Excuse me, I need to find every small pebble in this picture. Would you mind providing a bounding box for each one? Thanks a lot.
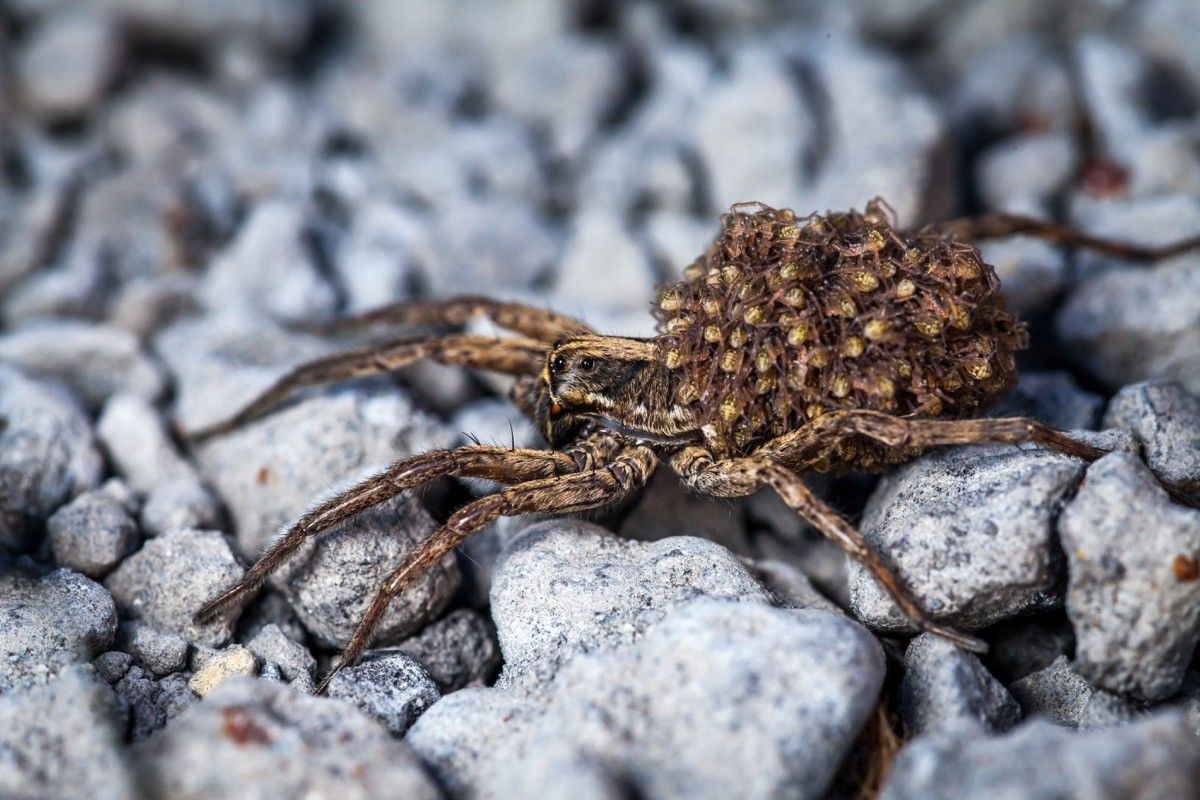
[188,645,259,698]
[397,609,500,692]
[47,489,140,578]
[327,651,441,736]
[116,620,189,677]
[900,633,1021,735]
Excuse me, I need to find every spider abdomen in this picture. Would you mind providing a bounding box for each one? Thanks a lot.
[652,200,1026,469]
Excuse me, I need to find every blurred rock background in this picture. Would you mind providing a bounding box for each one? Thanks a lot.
[1,1,1200,798]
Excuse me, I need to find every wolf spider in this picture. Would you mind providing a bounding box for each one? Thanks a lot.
[190,201,1200,694]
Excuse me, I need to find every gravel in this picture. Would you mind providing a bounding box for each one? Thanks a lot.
[133,678,440,800]
[47,488,140,578]
[0,568,118,693]
[4,2,1200,797]
[881,711,1200,800]
[327,650,441,735]
[115,620,189,677]
[490,519,770,683]
[1059,452,1200,701]
[0,364,104,548]
[104,528,247,647]
[0,666,136,800]
[848,443,1086,633]
[1103,380,1200,493]
[411,600,885,800]
[899,633,1021,735]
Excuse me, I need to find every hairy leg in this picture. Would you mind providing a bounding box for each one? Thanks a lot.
[317,445,658,692]
[315,295,594,340]
[669,447,986,652]
[930,213,1200,262]
[757,410,1197,507]
[189,333,545,440]
[194,431,627,624]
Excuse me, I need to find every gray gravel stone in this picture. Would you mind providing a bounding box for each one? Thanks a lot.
[246,623,316,690]
[236,590,307,644]
[0,364,104,548]
[269,490,460,649]
[977,236,1068,314]
[202,200,338,326]
[0,321,167,410]
[188,645,258,698]
[1059,452,1200,701]
[1008,655,1094,728]
[848,443,1086,633]
[976,133,1078,211]
[991,370,1105,431]
[105,528,247,647]
[982,612,1075,684]
[327,650,441,735]
[1103,380,1200,494]
[115,665,199,740]
[743,558,843,615]
[491,520,770,683]
[900,633,1021,735]
[618,468,754,557]
[47,488,140,578]
[553,209,658,314]
[0,666,135,800]
[93,650,134,684]
[194,383,451,557]
[140,477,224,537]
[154,314,336,435]
[411,601,884,800]
[0,568,117,692]
[116,620,188,677]
[134,677,440,800]
[1057,200,1200,394]
[15,9,122,123]
[96,392,198,493]
[397,609,499,692]
[881,711,1200,800]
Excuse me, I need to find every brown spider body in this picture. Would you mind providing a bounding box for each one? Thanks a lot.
[188,200,1200,693]
[652,201,1025,470]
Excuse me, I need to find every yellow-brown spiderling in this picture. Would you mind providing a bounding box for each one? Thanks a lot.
[651,199,1025,468]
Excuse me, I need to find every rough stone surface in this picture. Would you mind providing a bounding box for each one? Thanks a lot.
[991,370,1105,431]
[411,601,885,800]
[140,477,224,537]
[744,558,844,615]
[116,620,189,677]
[490,520,770,683]
[47,489,139,578]
[96,392,201,495]
[397,609,500,692]
[15,9,122,122]
[114,666,199,740]
[982,612,1075,684]
[0,321,166,410]
[134,678,440,800]
[0,364,104,548]
[270,491,460,649]
[1008,655,1095,727]
[881,711,1200,800]
[193,384,451,556]
[105,528,247,647]
[0,568,117,692]
[0,666,135,800]
[848,444,1086,632]
[1103,380,1200,493]
[246,623,316,692]
[900,633,1021,735]
[327,651,441,735]
[1059,452,1200,701]
[188,645,259,698]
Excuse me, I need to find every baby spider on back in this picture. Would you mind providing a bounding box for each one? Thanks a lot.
[188,199,1200,693]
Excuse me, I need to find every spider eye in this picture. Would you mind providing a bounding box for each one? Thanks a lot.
[551,355,567,372]
[580,357,596,371]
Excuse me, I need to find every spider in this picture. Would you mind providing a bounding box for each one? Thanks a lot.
[189,199,1200,694]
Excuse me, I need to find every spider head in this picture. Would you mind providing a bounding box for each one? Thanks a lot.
[540,335,699,445]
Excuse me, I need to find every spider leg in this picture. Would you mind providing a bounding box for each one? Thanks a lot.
[315,444,658,693]
[193,443,581,624]
[669,447,987,653]
[314,295,595,340]
[189,333,545,441]
[930,213,1200,262]
[757,411,1197,508]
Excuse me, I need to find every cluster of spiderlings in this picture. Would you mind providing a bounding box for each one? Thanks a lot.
[651,199,1026,459]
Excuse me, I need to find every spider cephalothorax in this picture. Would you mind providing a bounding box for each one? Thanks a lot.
[188,200,1200,693]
